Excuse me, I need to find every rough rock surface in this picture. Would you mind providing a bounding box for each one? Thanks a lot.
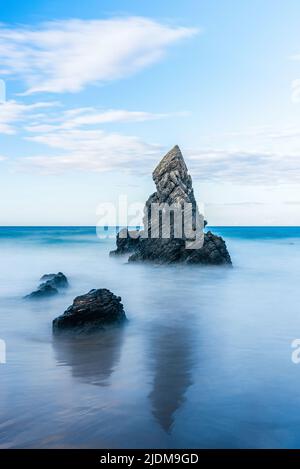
[25,272,68,299]
[110,145,232,266]
[52,288,126,333]
[110,229,140,256]
[25,282,58,299]
[40,272,68,288]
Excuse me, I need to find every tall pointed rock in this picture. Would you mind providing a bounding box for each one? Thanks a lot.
[152,145,194,204]
[110,146,232,265]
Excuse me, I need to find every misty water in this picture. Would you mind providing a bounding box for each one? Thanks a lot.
[1,226,300,448]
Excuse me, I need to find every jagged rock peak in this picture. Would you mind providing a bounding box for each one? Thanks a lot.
[153,145,187,180]
[151,145,194,204]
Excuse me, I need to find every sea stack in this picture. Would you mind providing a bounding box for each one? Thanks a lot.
[110,145,232,265]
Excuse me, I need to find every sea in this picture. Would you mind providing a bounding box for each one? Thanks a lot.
[0,226,300,449]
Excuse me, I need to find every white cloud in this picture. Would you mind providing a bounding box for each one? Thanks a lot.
[186,148,300,184]
[19,128,300,183]
[0,100,57,134]
[25,107,184,132]
[21,127,161,173]
[186,124,300,184]
[10,102,300,184]
[3,99,185,174]
[291,79,300,103]
[206,202,264,206]
[0,17,197,94]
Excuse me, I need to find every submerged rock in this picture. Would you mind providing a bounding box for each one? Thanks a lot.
[40,272,68,289]
[52,288,126,333]
[110,145,232,265]
[25,272,68,299]
[25,282,58,299]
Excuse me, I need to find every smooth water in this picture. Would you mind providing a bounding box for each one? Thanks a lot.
[0,226,300,449]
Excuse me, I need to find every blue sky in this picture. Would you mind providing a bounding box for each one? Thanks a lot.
[1,0,300,225]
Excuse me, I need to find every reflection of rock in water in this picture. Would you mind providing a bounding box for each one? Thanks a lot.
[52,327,125,386]
[149,324,194,433]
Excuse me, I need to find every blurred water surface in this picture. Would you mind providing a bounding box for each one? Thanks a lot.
[0,226,300,448]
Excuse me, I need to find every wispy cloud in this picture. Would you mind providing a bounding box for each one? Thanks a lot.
[20,127,161,173]
[8,100,300,184]
[206,202,265,206]
[186,148,300,184]
[3,98,185,173]
[284,201,300,205]
[25,107,186,132]
[291,79,300,103]
[0,100,57,134]
[19,131,300,183]
[0,17,198,94]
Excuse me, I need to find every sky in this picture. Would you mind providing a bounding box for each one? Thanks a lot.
[1,0,300,225]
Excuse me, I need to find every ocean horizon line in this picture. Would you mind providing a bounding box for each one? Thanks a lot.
[1,225,300,229]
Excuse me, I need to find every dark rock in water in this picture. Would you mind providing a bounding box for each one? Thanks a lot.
[25,283,58,299]
[110,145,232,265]
[110,228,140,256]
[40,272,68,288]
[127,231,231,265]
[183,231,232,265]
[53,288,126,333]
[25,272,68,299]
